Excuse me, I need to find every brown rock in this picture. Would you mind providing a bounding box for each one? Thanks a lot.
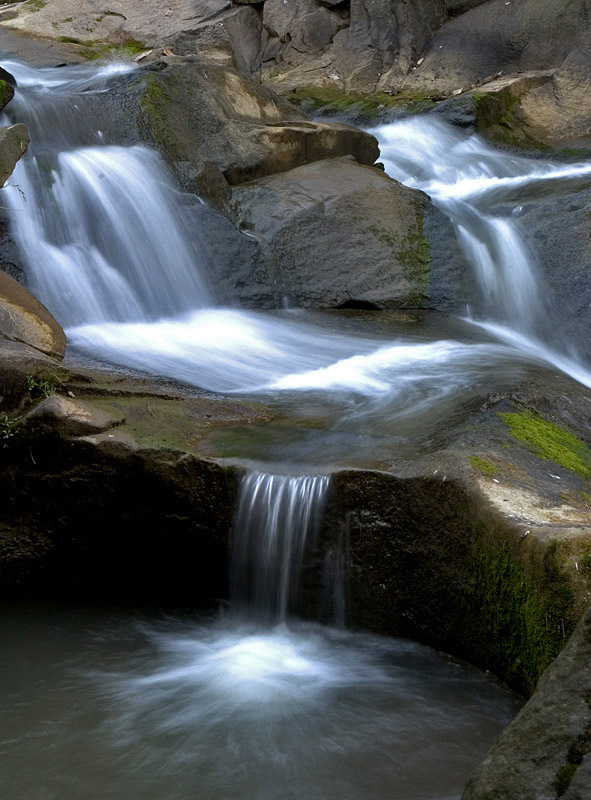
[25,395,122,437]
[0,270,66,359]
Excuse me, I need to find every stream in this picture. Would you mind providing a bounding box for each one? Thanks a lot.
[1,57,588,799]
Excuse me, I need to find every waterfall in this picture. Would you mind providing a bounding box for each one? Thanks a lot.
[2,59,591,413]
[373,116,591,354]
[230,472,331,624]
[1,60,212,327]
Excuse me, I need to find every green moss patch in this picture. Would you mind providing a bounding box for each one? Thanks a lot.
[139,73,184,160]
[473,537,575,691]
[0,79,14,112]
[468,455,499,476]
[500,410,591,479]
[281,85,437,118]
[369,207,431,306]
[23,0,47,12]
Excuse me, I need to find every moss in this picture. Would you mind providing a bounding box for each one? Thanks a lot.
[139,73,184,161]
[468,455,499,476]
[281,85,437,118]
[554,726,591,796]
[369,205,431,306]
[23,0,47,11]
[474,89,550,152]
[0,80,14,112]
[119,40,146,57]
[500,410,591,479]
[473,537,576,691]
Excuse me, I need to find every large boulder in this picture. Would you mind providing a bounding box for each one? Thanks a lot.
[229,156,435,308]
[403,0,591,96]
[463,606,591,800]
[473,52,591,151]
[0,271,67,413]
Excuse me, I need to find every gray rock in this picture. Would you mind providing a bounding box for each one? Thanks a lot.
[230,156,445,309]
[517,189,591,363]
[0,124,28,188]
[463,606,591,800]
[404,0,591,95]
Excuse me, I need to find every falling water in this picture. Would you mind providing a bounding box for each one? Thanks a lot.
[231,472,331,623]
[2,61,211,326]
[373,116,591,353]
[2,60,591,408]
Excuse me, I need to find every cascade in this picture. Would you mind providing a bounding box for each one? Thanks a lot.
[230,471,331,624]
[2,59,591,412]
[0,58,558,800]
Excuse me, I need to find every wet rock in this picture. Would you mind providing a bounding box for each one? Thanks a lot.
[24,395,123,437]
[0,124,28,187]
[463,606,591,800]
[230,157,434,309]
[516,188,591,364]
[133,61,379,209]
[0,270,65,358]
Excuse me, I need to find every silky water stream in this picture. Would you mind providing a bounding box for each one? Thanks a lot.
[2,60,591,798]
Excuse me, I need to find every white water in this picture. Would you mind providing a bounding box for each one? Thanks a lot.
[3,61,591,413]
[374,116,591,357]
[231,472,331,623]
[0,604,522,800]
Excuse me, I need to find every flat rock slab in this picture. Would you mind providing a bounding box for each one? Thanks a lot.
[25,395,123,436]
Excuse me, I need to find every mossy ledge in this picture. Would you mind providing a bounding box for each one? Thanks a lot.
[501,409,591,480]
[280,85,437,119]
[332,470,585,696]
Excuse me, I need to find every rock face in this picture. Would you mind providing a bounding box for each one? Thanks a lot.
[126,59,458,309]
[473,52,591,151]
[463,606,591,800]
[230,157,432,308]
[134,61,379,209]
[5,0,591,106]
[0,270,66,359]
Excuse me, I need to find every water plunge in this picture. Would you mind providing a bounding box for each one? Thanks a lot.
[0,472,522,799]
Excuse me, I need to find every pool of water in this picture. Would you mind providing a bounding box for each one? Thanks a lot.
[0,604,522,800]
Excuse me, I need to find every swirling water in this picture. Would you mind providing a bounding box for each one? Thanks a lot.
[0,471,522,799]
